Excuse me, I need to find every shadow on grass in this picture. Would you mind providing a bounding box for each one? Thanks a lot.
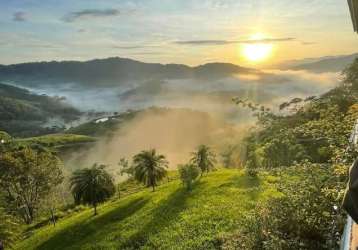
[37,197,149,250]
[219,174,261,189]
[218,174,262,201]
[120,182,203,249]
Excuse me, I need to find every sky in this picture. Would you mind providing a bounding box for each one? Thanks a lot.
[0,0,357,66]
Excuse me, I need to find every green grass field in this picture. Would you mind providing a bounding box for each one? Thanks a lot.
[16,169,279,250]
[15,134,96,147]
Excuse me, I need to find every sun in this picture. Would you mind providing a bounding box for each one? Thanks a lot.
[242,33,273,62]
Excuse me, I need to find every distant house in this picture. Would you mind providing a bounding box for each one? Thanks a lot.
[348,0,358,32]
[95,117,109,124]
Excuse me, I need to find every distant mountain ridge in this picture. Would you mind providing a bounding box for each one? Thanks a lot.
[278,53,358,73]
[0,57,256,88]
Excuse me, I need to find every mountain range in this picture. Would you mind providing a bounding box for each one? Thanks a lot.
[277,53,358,72]
[0,58,256,88]
[0,53,356,90]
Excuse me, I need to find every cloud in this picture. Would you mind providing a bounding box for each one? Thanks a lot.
[301,41,317,45]
[62,9,121,22]
[242,38,296,44]
[265,69,339,86]
[13,11,26,22]
[174,37,296,46]
[175,40,237,45]
[111,45,161,50]
[112,45,147,49]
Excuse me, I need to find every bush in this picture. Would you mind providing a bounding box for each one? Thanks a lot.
[245,161,258,177]
[221,163,345,250]
[178,164,200,190]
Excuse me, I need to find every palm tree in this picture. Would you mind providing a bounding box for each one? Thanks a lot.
[133,149,168,191]
[70,164,115,215]
[191,145,216,176]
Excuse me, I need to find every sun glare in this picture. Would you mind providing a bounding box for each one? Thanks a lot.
[242,33,273,62]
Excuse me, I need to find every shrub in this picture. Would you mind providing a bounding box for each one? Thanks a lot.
[221,163,345,249]
[178,164,200,190]
[245,161,258,177]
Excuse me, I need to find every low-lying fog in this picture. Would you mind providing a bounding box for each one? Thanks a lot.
[32,69,340,172]
[64,108,247,177]
[31,69,338,114]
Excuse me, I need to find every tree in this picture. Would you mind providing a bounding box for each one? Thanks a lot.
[0,146,63,224]
[118,157,134,178]
[40,184,68,227]
[70,164,115,216]
[132,149,168,191]
[343,58,358,91]
[178,164,200,190]
[220,144,238,168]
[191,145,216,176]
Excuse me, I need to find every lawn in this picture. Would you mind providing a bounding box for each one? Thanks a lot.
[16,169,279,250]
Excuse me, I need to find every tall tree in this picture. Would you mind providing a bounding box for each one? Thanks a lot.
[132,149,168,191]
[0,146,63,224]
[191,145,217,176]
[70,164,115,215]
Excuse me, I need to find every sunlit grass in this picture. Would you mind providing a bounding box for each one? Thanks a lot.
[16,169,279,250]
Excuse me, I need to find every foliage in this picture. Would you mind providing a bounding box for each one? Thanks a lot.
[191,145,217,175]
[178,164,200,190]
[70,164,115,215]
[343,58,358,91]
[0,83,81,137]
[225,57,358,249]
[245,162,258,177]
[0,207,19,249]
[237,59,358,170]
[133,149,168,191]
[118,157,135,178]
[40,185,68,227]
[221,163,346,250]
[0,145,64,224]
[0,131,11,142]
[220,144,239,168]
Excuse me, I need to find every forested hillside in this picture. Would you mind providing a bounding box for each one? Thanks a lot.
[0,83,81,137]
[224,58,358,248]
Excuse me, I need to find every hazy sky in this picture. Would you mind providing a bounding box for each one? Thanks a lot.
[0,0,357,66]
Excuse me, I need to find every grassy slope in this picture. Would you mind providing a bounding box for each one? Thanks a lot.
[15,134,96,147]
[16,169,279,250]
